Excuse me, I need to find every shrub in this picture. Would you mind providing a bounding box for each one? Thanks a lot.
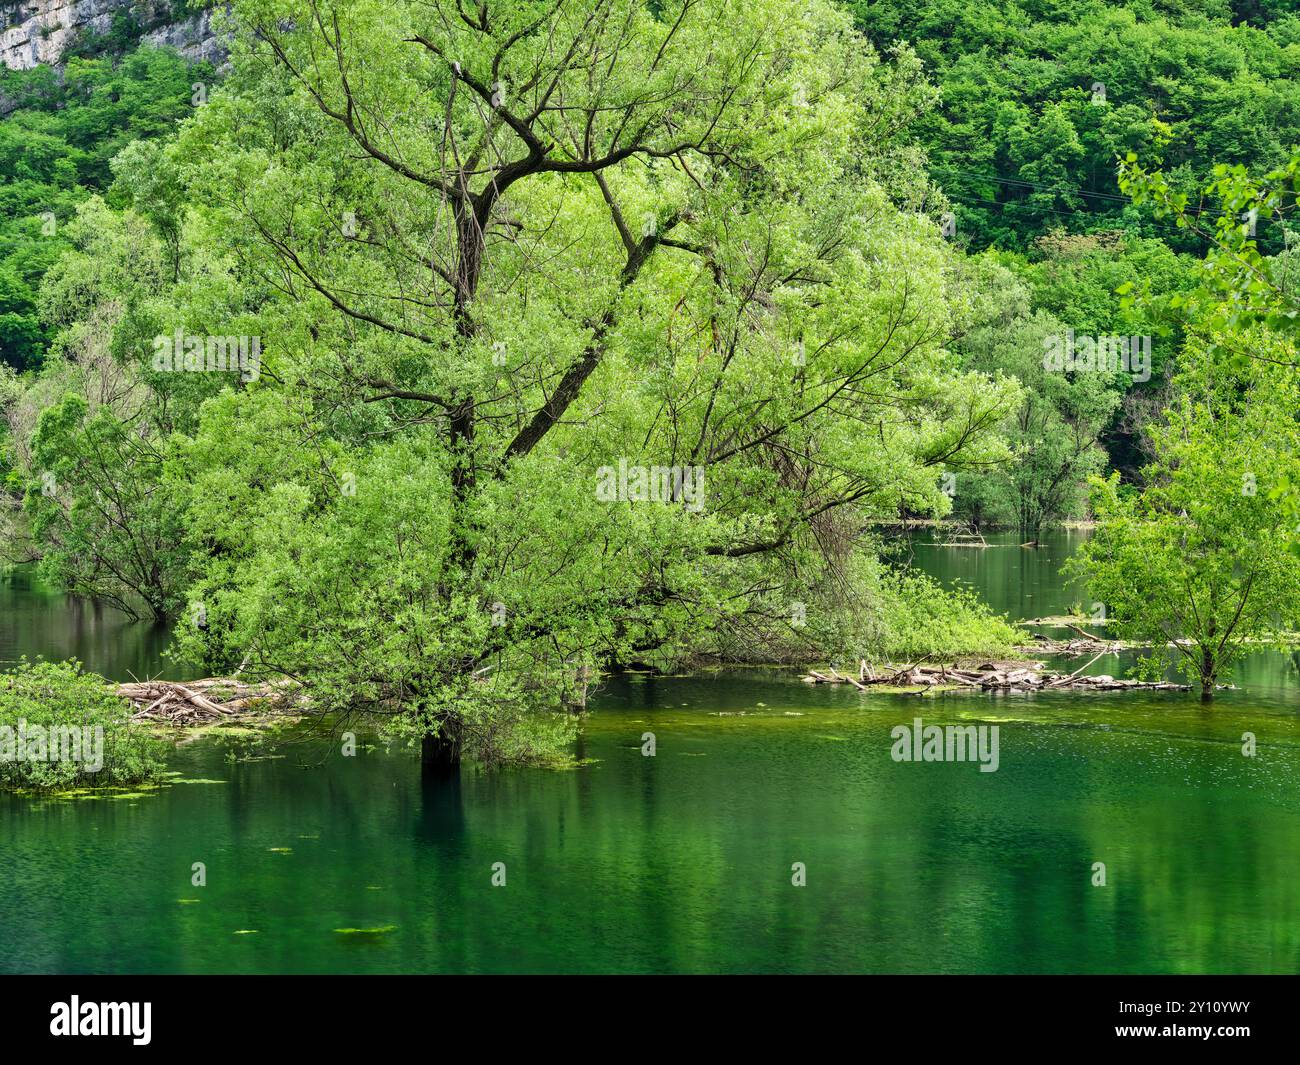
[0,660,168,791]
[697,549,1021,666]
[876,570,1021,661]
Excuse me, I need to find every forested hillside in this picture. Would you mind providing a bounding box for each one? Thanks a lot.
[855,0,1300,251]
[0,45,210,368]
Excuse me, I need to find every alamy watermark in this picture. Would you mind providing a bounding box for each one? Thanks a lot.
[595,459,705,512]
[1043,331,1150,383]
[152,331,262,382]
[50,997,150,1045]
[890,717,1000,772]
[0,721,104,772]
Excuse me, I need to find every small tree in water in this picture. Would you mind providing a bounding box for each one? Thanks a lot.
[1073,338,1300,700]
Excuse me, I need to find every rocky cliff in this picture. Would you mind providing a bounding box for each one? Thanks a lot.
[0,1,225,70]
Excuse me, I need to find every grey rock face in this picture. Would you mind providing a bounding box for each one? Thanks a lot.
[0,1,226,70]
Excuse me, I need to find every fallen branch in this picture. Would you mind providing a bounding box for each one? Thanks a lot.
[1046,650,1107,688]
[1067,624,1105,643]
[118,678,295,724]
[803,659,1188,693]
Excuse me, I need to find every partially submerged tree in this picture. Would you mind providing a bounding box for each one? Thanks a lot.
[152,0,1018,769]
[8,199,192,618]
[1073,337,1300,699]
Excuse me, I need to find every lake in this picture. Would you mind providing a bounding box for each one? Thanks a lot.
[2,532,1298,973]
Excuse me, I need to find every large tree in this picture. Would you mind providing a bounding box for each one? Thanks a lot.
[156,0,1017,769]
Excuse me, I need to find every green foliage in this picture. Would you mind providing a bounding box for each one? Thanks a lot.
[0,659,168,792]
[170,1,219,19]
[873,569,1021,661]
[1,196,205,612]
[951,255,1120,527]
[853,0,1300,252]
[696,545,1020,665]
[0,44,210,370]
[8,0,1297,756]
[27,392,191,621]
[1071,340,1300,696]
[947,230,1203,525]
[1119,147,1300,544]
[144,0,1021,764]
[1119,150,1300,344]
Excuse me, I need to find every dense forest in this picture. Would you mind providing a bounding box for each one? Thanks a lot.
[2,0,1298,767]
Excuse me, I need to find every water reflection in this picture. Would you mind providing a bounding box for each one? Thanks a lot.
[903,528,1300,700]
[1,534,1298,974]
[0,566,181,681]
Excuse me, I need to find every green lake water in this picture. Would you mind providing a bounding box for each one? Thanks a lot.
[2,532,1298,973]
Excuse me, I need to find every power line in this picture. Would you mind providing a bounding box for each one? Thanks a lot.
[931,166,1292,232]
[932,166,1138,206]
[940,190,1208,242]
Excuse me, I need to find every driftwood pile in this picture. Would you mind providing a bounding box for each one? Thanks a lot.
[803,658,1188,694]
[1018,633,1127,657]
[118,679,290,724]
[1017,622,1127,658]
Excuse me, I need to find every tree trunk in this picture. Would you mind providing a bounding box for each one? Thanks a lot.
[445,204,484,573]
[421,725,459,778]
[1200,648,1216,702]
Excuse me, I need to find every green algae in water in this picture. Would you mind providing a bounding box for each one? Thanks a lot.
[10,664,1300,973]
[524,754,600,771]
[23,782,168,809]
